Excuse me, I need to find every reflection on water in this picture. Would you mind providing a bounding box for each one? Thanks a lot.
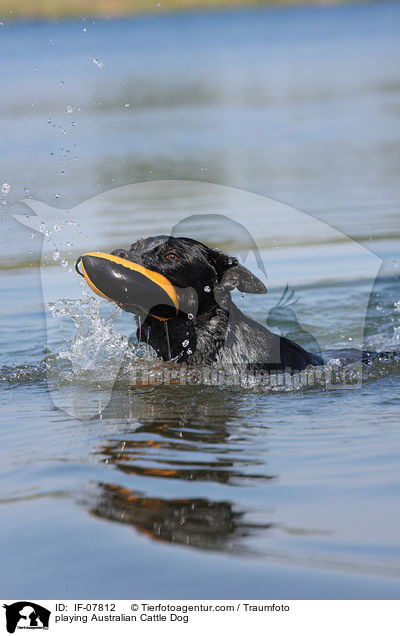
[92,486,273,552]
[91,385,275,553]
[99,385,273,483]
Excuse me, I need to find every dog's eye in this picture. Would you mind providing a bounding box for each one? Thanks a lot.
[167,253,179,261]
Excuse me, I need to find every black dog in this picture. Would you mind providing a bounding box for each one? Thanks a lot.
[77,235,377,372]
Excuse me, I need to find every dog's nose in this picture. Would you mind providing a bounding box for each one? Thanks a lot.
[111,249,131,260]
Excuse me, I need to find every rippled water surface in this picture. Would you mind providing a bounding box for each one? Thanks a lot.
[1,2,400,599]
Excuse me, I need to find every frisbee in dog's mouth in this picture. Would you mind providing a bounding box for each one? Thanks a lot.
[75,252,179,320]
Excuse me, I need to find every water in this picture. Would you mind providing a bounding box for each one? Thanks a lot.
[1,2,400,599]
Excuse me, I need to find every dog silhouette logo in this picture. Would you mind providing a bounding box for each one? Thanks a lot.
[2,602,51,633]
[12,180,381,417]
[266,284,322,357]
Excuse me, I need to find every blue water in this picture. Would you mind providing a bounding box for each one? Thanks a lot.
[1,2,400,599]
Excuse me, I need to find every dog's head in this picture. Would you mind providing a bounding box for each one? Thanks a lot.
[76,235,266,320]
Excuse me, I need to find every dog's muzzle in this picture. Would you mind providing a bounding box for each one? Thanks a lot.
[75,252,179,320]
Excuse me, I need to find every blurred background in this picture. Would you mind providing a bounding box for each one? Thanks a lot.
[0,0,357,20]
[1,0,399,268]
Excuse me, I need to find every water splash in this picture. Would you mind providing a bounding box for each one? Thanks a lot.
[92,57,104,69]
[0,362,47,386]
[41,284,133,418]
[1,182,10,205]
[46,274,400,397]
[47,287,130,385]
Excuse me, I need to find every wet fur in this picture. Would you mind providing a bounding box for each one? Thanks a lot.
[111,236,375,372]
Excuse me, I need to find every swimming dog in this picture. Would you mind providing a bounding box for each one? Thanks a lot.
[76,235,376,372]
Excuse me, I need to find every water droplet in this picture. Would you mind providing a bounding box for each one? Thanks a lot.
[66,105,73,114]
[30,232,36,239]
[182,339,189,348]
[125,103,130,108]
[67,241,73,247]
[60,259,68,268]
[393,260,399,269]
[204,285,211,292]
[187,348,192,355]
[53,250,60,261]
[187,313,194,320]
[39,221,46,232]
[53,223,62,231]
[55,193,60,198]
[227,258,233,265]
[1,183,10,195]
[92,57,104,68]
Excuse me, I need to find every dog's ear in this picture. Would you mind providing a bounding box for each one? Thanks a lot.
[212,251,267,294]
[221,263,267,294]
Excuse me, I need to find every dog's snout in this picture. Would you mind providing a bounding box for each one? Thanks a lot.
[111,249,131,260]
